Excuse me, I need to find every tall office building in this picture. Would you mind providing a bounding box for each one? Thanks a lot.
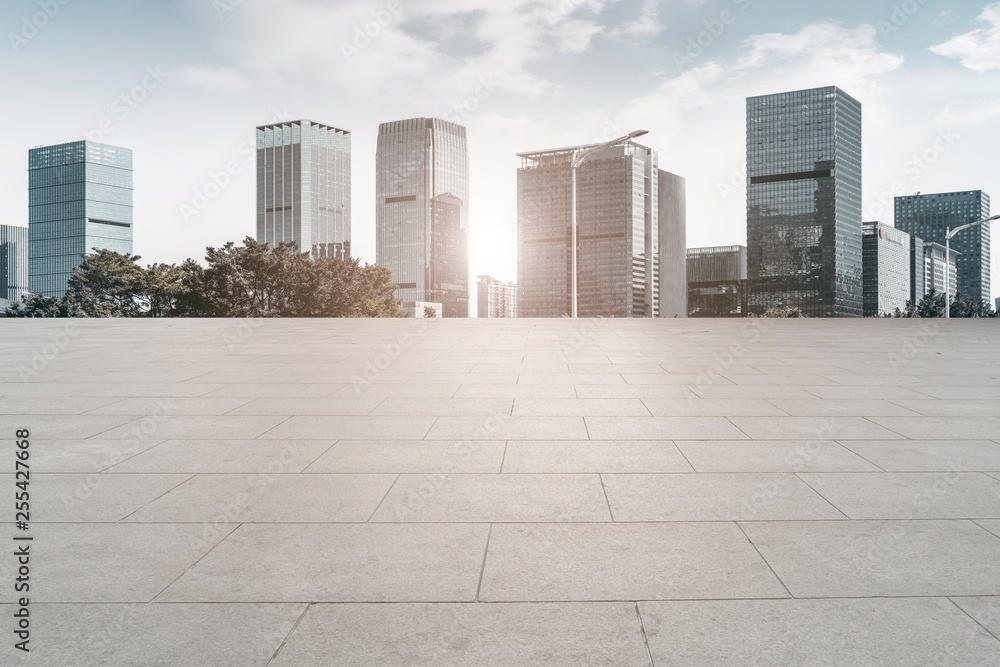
[894,190,990,302]
[924,242,959,298]
[746,86,863,317]
[477,275,517,318]
[28,141,133,297]
[908,235,926,306]
[687,245,747,317]
[376,118,469,318]
[516,140,685,318]
[862,222,910,317]
[0,225,29,305]
[256,120,351,260]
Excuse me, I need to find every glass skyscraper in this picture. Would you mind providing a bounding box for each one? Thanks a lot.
[0,224,29,304]
[376,118,469,318]
[746,86,863,317]
[517,140,685,318]
[256,120,351,261]
[894,190,990,302]
[28,141,133,297]
[687,245,747,317]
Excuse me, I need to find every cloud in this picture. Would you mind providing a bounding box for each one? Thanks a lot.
[930,2,1000,72]
[174,65,249,93]
[935,98,1000,126]
[192,0,624,103]
[608,0,663,43]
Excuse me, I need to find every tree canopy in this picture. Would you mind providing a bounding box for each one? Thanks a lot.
[893,289,997,318]
[5,238,405,318]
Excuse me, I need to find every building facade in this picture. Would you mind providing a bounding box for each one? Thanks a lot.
[0,225,29,305]
[28,141,133,297]
[924,242,959,298]
[256,120,351,261]
[908,235,926,307]
[516,140,685,318]
[477,275,517,318]
[862,222,911,317]
[746,86,863,317]
[687,245,747,317]
[376,118,469,318]
[894,190,990,302]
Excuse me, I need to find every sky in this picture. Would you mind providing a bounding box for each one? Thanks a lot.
[2,0,999,304]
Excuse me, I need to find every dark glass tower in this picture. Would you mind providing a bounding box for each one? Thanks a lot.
[28,141,133,297]
[687,245,747,317]
[894,190,990,302]
[0,225,29,304]
[516,141,684,318]
[256,120,351,260]
[376,118,469,318]
[746,86,863,317]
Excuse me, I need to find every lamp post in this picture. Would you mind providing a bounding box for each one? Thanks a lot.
[569,129,649,318]
[944,214,999,318]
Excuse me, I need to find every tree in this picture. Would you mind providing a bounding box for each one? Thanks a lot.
[65,249,149,317]
[747,307,807,318]
[423,305,437,318]
[3,237,406,318]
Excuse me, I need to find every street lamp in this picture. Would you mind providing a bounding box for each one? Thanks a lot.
[944,214,1000,318]
[570,129,649,318]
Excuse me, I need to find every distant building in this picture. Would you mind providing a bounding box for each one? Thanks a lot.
[895,190,990,302]
[256,119,351,261]
[477,275,517,318]
[687,245,747,317]
[28,141,133,297]
[746,86,863,317]
[908,235,926,307]
[862,222,911,317]
[516,140,685,317]
[376,118,469,317]
[401,301,442,318]
[923,242,959,298]
[0,225,29,306]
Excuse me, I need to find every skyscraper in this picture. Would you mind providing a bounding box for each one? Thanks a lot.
[516,140,685,318]
[862,222,910,317]
[687,245,747,317]
[477,275,517,318]
[28,141,133,297]
[0,225,29,305]
[894,190,990,302]
[376,118,469,318]
[256,120,351,260]
[746,86,863,317]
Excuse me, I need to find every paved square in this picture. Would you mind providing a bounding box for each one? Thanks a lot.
[2,318,1000,664]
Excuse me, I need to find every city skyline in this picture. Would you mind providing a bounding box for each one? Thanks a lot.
[1,1,999,304]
